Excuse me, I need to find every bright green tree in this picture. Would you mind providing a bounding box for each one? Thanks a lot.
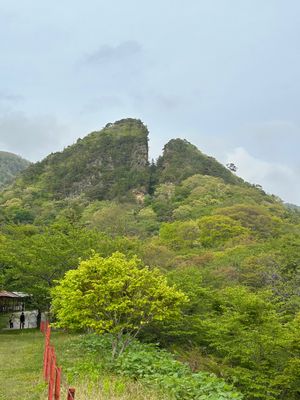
[159,220,200,250]
[197,215,250,248]
[51,252,188,358]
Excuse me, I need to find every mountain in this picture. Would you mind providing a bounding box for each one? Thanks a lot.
[156,138,241,185]
[285,202,300,211]
[5,119,241,201]
[0,151,30,188]
[20,118,149,201]
[0,118,276,225]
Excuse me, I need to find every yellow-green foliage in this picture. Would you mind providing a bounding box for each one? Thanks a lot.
[197,215,251,247]
[159,221,200,250]
[52,252,188,357]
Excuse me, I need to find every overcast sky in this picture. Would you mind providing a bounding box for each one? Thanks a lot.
[0,1,299,204]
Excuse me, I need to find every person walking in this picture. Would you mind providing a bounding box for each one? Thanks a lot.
[36,310,41,329]
[20,312,25,329]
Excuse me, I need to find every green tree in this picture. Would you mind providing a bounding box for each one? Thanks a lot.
[0,222,139,310]
[201,287,290,399]
[215,204,282,238]
[197,215,250,248]
[159,221,200,250]
[83,201,138,236]
[51,252,188,358]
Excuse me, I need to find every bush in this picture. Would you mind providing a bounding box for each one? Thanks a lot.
[77,334,243,400]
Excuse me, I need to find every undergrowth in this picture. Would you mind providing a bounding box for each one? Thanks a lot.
[59,333,243,400]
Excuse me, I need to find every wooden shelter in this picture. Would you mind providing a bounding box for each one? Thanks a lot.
[0,290,27,313]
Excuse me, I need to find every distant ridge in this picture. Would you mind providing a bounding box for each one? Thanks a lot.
[0,151,30,188]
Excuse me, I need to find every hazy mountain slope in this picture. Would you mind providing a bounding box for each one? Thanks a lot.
[0,151,30,188]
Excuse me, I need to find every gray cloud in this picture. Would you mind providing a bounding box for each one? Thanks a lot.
[0,112,70,161]
[81,95,124,114]
[78,40,145,96]
[0,93,23,103]
[84,41,142,65]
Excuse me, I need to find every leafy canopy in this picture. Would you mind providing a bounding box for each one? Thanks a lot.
[51,252,188,356]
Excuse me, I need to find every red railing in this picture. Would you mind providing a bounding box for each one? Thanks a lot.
[40,321,76,400]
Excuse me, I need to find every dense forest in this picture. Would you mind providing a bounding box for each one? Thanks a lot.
[0,119,299,399]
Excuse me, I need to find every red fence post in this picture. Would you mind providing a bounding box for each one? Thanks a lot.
[44,325,51,378]
[48,348,56,400]
[67,388,75,400]
[40,324,76,399]
[55,367,61,400]
[46,323,51,343]
[43,342,49,380]
[46,345,52,382]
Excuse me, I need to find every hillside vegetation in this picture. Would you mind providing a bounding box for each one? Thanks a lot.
[0,119,299,399]
[0,151,30,188]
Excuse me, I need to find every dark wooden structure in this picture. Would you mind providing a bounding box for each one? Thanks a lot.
[0,290,27,313]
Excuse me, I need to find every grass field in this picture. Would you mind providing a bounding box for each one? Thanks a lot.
[0,329,46,400]
[0,329,165,400]
[0,314,9,329]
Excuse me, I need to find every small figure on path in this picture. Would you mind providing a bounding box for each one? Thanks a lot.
[9,316,14,328]
[20,312,25,329]
[36,310,41,329]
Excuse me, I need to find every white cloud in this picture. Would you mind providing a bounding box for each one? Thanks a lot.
[226,147,300,205]
[239,120,299,164]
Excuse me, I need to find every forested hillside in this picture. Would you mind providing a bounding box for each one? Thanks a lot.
[0,151,30,188]
[0,119,299,399]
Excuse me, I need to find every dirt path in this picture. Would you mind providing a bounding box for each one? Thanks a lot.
[0,330,46,400]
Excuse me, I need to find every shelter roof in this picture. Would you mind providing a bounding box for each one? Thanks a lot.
[0,290,20,298]
[11,292,30,298]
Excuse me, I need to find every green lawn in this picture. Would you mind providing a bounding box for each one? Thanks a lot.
[0,314,9,329]
[0,329,46,400]
[0,329,165,400]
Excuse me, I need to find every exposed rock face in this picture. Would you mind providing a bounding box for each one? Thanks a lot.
[20,118,149,200]
[156,138,241,185]
[0,151,30,188]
